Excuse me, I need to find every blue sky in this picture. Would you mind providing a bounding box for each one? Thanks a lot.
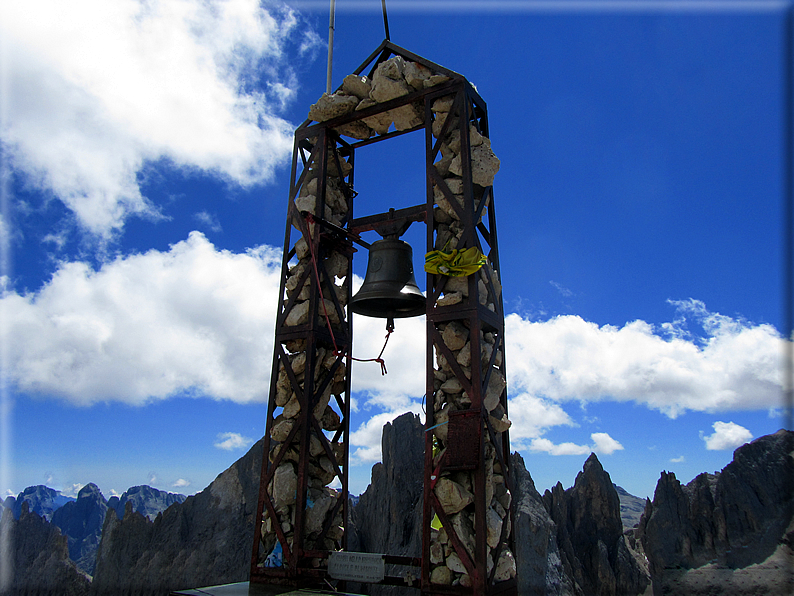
[2,0,792,504]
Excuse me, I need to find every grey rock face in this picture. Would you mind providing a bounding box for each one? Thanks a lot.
[543,453,650,596]
[638,429,794,595]
[91,439,264,596]
[51,483,109,575]
[349,419,649,595]
[352,413,424,559]
[614,484,646,531]
[349,413,424,595]
[0,502,91,596]
[511,453,572,596]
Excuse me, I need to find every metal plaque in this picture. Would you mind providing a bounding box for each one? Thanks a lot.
[328,551,385,583]
[445,410,481,470]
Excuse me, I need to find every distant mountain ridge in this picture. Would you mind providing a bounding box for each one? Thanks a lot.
[2,482,187,576]
[614,484,646,530]
[51,483,108,575]
[3,485,76,521]
[6,429,791,595]
[2,483,186,523]
[108,485,187,521]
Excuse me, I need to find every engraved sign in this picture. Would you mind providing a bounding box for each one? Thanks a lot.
[328,551,385,583]
[445,409,480,470]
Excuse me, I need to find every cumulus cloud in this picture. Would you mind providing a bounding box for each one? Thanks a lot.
[591,432,624,454]
[214,432,253,451]
[506,392,576,449]
[670,456,685,463]
[506,300,788,418]
[530,438,590,456]
[529,432,623,456]
[172,478,191,488]
[2,235,428,409]
[701,421,753,451]
[3,232,282,404]
[3,241,787,456]
[2,0,319,238]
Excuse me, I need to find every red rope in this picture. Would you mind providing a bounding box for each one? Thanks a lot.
[353,324,392,375]
[304,213,340,356]
[302,213,390,375]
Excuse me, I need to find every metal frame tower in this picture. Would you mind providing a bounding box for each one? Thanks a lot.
[250,41,517,596]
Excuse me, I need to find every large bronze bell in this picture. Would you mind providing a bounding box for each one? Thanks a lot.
[350,237,425,319]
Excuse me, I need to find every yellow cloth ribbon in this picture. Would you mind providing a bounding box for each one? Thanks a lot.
[424,246,487,277]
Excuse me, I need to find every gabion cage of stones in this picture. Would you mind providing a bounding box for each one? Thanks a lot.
[424,82,517,588]
[256,135,353,570]
[255,47,515,590]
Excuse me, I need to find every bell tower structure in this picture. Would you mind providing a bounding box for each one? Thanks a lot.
[250,41,517,596]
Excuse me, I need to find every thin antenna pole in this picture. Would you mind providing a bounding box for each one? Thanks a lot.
[326,0,336,94]
[784,6,793,433]
[381,0,390,41]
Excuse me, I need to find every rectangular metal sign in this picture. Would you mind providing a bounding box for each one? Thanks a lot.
[328,551,385,583]
[445,410,481,470]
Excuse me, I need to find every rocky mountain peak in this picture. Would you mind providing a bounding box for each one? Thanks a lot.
[107,484,187,521]
[51,483,108,575]
[3,484,75,521]
[638,429,794,594]
[2,499,91,595]
[91,438,264,595]
[582,451,601,471]
[545,452,649,596]
[348,412,424,593]
[76,483,102,500]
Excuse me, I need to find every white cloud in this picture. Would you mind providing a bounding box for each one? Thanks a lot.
[214,432,253,451]
[529,432,623,456]
[194,211,223,233]
[670,456,685,463]
[61,483,84,497]
[2,0,314,238]
[148,473,157,485]
[591,432,624,455]
[530,437,590,456]
[172,478,191,488]
[701,421,753,451]
[2,232,282,404]
[4,241,787,455]
[549,280,573,297]
[2,237,434,408]
[506,301,788,418]
[506,392,577,449]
